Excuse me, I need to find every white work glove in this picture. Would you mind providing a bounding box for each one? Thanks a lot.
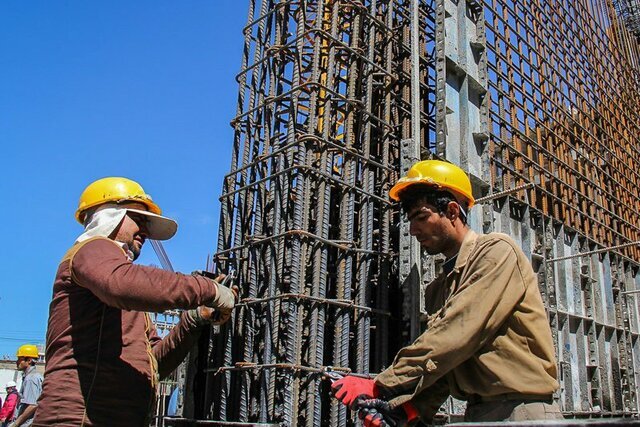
[211,279,236,310]
[190,272,239,326]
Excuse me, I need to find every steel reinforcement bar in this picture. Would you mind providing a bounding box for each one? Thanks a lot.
[192,1,437,426]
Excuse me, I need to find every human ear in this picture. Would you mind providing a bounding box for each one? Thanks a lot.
[447,202,459,221]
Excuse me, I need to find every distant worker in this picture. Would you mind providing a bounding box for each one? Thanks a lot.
[11,345,42,427]
[33,177,237,426]
[0,381,20,426]
[332,160,562,425]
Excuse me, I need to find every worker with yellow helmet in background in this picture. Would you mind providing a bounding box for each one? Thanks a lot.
[33,177,238,426]
[332,160,562,425]
[10,344,42,427]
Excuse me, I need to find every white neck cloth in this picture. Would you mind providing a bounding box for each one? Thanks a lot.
[76,204,127,244]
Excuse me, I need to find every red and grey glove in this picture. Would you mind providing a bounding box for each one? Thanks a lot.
[356,398,419,427]
[331,375,379,409]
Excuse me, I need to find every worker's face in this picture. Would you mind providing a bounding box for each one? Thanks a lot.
[16,357,31,371]
[112,202,149,260]
[406,202,456,255]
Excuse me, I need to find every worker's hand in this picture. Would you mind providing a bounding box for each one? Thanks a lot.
[358,407,390,427]
[197,305,233,326]
[331,375,379,409]
[356,399,418,427]
[210,274,237,310]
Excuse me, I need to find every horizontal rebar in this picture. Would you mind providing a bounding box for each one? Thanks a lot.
[475,182,535,204]
[218,164,393,205]
[239,293,391,316]
[204,362,375,378]
[546,241,640,263]
[165,419,280,426]
[215,229,396,258]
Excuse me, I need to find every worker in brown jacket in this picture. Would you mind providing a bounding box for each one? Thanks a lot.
[33,177,237,426]
[332,160,562,425]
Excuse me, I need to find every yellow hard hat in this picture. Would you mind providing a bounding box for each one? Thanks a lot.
[16,344,39,359]
[389,160,475,207]
[75,177,162,224]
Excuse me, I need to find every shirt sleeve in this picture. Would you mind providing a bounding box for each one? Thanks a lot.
[148,311,204,379]
[375,239,527,407]
[70,238,218,312]
[20,375,43,405]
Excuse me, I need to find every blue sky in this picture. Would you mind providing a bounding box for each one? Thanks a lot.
[0,2,246,358]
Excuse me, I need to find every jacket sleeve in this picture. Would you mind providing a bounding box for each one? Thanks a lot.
[70,238,218,312]
[0,393,18,419]
[410,377,451,424]
[375,239,527,408]
[148,311,205,379]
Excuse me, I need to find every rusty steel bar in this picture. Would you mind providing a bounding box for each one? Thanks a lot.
[546,241,640,263]
[200,1,437,425]
[238,293,392,316]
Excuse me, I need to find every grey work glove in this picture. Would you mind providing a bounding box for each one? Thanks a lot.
[208,275,238,325]
[211,281,236,310]
[190,272,238,325]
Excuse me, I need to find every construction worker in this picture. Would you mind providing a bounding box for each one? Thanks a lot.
[0,381,20,426]
[33,177,237,426]
[332,160,562,425]
[11,345,42,427]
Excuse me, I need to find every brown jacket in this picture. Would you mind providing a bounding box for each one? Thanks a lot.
[34,237,218,426]
[375,230,559,421]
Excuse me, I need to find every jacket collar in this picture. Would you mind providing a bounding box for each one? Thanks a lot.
[451,229,479,273]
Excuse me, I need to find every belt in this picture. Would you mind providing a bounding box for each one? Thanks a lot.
[467,393,554,405]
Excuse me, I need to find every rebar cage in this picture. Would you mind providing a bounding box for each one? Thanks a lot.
[187,1,435,425]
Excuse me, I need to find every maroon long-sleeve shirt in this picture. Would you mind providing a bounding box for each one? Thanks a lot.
[34,237,218,426]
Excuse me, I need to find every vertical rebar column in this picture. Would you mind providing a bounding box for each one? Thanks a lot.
[206,0,438,425]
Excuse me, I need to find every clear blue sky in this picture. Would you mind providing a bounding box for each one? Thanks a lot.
[0,2,247,358]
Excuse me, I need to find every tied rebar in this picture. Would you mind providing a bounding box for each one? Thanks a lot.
[195,1,437,425]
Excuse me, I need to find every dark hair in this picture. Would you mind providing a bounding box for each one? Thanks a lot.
[399,184,468,224]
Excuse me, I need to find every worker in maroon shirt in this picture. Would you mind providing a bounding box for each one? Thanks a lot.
[34,177,237,426]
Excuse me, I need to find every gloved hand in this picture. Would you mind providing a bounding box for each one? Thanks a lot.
[331,375,379,409]
[191,271,238,311]
[209,274,237,310]
[193,306,233,326]
[356,398,418,427]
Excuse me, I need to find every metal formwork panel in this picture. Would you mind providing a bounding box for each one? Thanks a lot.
[434,0,640,420]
